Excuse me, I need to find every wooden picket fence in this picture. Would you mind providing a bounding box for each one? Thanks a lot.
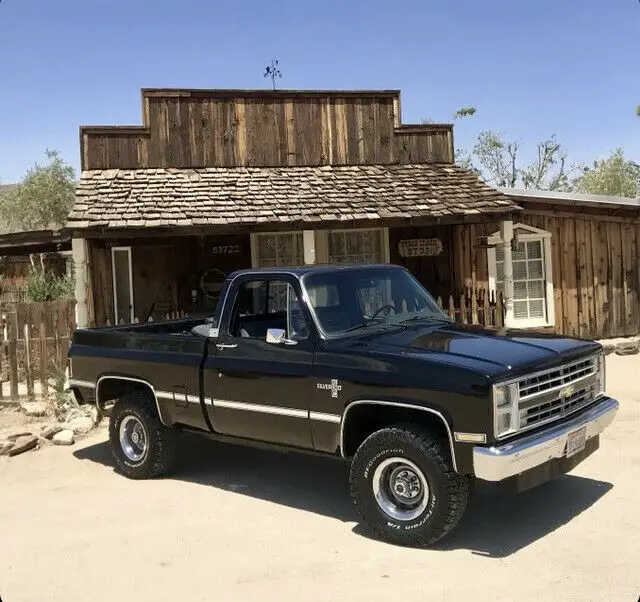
[104,310,190,327]
[0,300,76,401]
[436,288,505,328]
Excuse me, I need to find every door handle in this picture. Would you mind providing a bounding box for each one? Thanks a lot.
[216,343,238,350]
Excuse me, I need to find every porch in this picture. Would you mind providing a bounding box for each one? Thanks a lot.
[77,223,508,330]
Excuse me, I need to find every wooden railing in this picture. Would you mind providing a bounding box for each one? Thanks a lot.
[435,288,505,328]
[105,310,191,327]
[1,300,76,401]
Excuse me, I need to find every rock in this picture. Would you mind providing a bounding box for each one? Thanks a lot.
[0,440,15,456]
[7,435,38,456]
[601,343,616,356]
[20,401,48,417]
[90,406,101,425]
[64,408,87,422]
[52,430,75,446]
[615,341,640,356]
[65,416,94,434]
[41,425,64,440]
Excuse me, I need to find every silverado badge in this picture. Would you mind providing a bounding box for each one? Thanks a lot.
[317,379,342,398]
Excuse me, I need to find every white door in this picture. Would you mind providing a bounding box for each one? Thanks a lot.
[111,246,134,324]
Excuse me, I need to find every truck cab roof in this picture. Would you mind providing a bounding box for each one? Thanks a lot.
[227,263,404,279]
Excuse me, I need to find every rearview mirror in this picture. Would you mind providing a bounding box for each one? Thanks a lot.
[266,328,297,345]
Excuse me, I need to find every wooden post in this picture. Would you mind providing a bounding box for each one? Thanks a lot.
[496,291,505,327]
[448,295,455,320]
[471,290,479,325]
[24,323,34,400]
[72,238,89,328]
[483,290,490,327]
[500,220,515,327]
[39,321,48,397]
[7,313,19,400]
[460,293,467,324]
[0,314,5,401]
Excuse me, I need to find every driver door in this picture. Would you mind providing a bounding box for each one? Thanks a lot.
[203,275,315,448]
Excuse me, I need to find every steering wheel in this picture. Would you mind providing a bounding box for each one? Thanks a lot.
[370,304,397,321]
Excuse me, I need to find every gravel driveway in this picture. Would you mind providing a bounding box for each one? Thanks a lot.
[1,355,639,602]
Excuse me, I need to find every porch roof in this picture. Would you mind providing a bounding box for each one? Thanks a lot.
[67,164,520,232]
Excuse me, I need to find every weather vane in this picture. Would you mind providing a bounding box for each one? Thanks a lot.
[263,59,282,91]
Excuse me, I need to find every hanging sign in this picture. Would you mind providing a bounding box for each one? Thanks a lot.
[398,238,443,258]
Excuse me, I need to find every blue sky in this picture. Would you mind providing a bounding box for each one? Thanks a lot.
[0,0,638,183]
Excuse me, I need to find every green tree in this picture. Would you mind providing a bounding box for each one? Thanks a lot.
[458,130,580,191]
[0,149,75,230]
[574,148,639,197]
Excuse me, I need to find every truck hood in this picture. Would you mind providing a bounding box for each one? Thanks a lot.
[348,322,601,380]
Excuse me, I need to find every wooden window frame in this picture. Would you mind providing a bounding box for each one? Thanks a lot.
[487,224,555,329]
[315,227,391,265]
[250,231,304,268]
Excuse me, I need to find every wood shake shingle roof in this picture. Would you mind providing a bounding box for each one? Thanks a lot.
[67,163,519,230]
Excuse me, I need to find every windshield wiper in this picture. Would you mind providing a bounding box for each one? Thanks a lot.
[399,315,454,325]
[342,320,398,333]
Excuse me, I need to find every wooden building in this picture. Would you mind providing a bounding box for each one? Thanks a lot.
[66,87,640,340]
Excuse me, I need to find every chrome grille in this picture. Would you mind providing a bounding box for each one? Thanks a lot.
[517,355,600,431]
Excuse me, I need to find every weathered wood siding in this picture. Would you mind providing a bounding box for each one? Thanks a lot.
[389,225,454,300]
[81,90,453,170]
[452,209,640,340]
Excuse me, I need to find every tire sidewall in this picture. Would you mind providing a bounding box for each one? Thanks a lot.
[109,402,158,477]
[352,434,449,536]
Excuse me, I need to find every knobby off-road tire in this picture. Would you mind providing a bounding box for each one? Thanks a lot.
[108,390,178,479]
[349,425,471,547]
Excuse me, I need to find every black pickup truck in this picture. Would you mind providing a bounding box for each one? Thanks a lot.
[67,263,618,547]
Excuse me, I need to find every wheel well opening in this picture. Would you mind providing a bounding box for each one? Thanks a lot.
[97,379,155,411]
[342,404,450,458]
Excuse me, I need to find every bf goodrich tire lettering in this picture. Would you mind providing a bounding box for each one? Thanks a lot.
[108,391,178,479]
[349,425,471,547]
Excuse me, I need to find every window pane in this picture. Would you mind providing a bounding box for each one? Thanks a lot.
[529,299,544,318]
[513,242,526,261]
[514,301,528,319]
[527,240,542,259]
[529,259,543,279]
[256,232,303,267]
[513,261,528,281]
[328,229,384,264]
[514,281,528,300]
[528,280,544,300]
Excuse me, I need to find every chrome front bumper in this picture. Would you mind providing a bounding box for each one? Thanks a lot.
[473,395,619,482]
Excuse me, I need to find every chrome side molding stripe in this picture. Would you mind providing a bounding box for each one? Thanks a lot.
[68,379,96,389]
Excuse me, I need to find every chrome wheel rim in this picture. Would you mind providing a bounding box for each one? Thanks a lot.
[119,415,148,463]
[372,457,429,521]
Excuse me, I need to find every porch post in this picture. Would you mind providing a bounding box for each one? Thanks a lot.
[500,220,515,327]
[72,238,89,328]
[303,230,316,264]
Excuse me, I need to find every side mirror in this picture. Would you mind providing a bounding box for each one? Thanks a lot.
[266,328,297,345]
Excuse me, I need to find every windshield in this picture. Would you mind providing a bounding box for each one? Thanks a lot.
[301,266,452,337]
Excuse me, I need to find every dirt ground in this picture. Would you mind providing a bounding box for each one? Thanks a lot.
[1,355,639,602]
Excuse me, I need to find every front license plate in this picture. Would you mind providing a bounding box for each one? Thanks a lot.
[566,427,587,458]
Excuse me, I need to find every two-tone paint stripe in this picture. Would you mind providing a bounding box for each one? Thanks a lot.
[67,379,341,423]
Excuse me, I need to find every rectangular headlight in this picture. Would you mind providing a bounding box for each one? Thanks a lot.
[493,382,519,438]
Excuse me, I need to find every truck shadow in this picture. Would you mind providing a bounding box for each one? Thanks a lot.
[74,431,612,558]
[355,477,613,557]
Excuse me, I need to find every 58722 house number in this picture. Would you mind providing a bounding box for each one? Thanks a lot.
[211,245,241,255]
